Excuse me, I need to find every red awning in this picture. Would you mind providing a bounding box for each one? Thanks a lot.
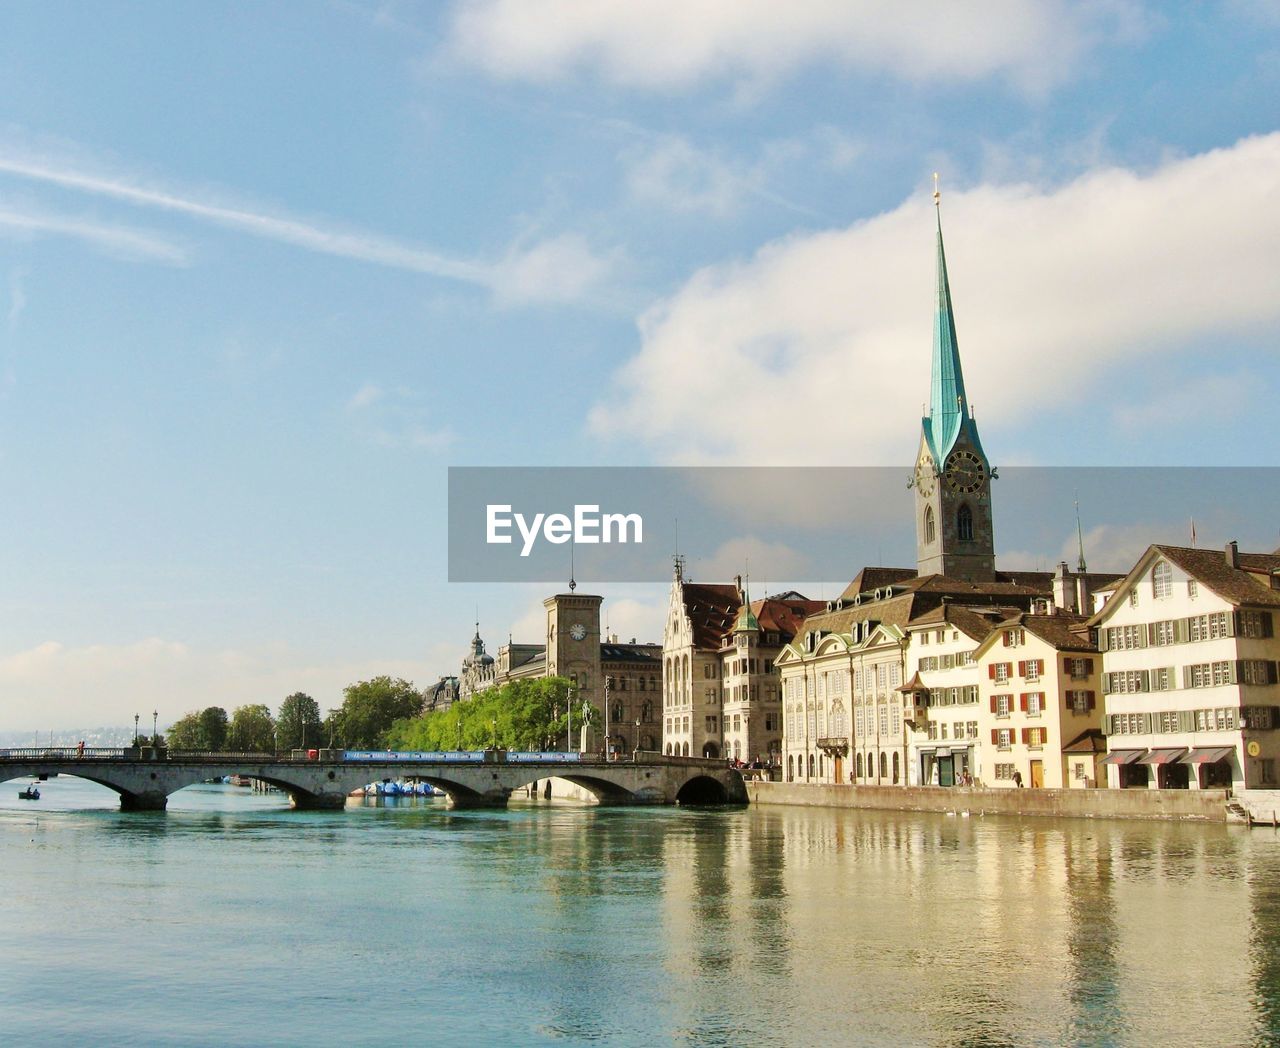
[1100,749,1147,766]
[1137,748,1188,766]
[1186,746,1235,765]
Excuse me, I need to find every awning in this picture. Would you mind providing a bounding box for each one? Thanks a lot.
[1187,746,1235,765]
[1100,749,1147,766]
[1137,748,1188,766]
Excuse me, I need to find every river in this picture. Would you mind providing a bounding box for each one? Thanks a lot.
[1,776,1277,1046]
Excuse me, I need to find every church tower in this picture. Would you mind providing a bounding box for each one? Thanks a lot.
[913,182,996,582]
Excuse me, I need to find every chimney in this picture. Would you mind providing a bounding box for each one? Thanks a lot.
[1052,562,1074,613]
[1226,540,1239,569]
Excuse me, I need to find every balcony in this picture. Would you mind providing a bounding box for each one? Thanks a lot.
[817,737,849,755]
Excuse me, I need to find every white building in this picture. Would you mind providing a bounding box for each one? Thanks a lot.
[1091,542,1280,791]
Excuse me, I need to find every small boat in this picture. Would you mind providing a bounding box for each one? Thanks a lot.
[19,785,40,800]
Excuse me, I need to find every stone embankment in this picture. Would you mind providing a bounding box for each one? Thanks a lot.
[747,781,1232,823]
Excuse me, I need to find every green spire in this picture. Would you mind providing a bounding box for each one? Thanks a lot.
[923,189,970,464]
[734,574,759,632]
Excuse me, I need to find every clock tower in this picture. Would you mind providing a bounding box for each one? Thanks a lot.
[544,592,604,712]
[913,189,996,582]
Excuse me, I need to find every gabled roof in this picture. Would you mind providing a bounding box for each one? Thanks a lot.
[906,602,1016,643]
[680,582,741,649]
[974,610,1096,656]
[1062,729,1107,755]
[839,567,918,603]
[600,643,661,665]
[1089,544,1280,625]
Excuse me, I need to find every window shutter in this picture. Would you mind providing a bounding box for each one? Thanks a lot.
[1097,629,1109,652]
[990,695,997,713]
[991,728,999,745]
[1020,727,1029,744]
[1175,618,1189,644]
[988,663,997,680]
[1018,660,1026,676]
[1263,612,1275,639]
[1085,658,1094,673]
[1019,694,1028,712]
[1002,632,1010,647]
[1146,623,1156,646]
[1229,662,1240,685]
[1269,662,1279,686]
[1086,691,1096,710]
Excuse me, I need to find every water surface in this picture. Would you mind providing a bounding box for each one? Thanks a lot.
[2,776,1277,1046]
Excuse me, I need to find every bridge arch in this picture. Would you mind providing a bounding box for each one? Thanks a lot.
[675,775,731,805]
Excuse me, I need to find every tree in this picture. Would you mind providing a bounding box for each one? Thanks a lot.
[332,676,422,749]
[228,704,276,752]
[166,712,202,750]
[276,692,321,751]
[167,706,228,750]
[386,676,596,753]
[196,706,229,750]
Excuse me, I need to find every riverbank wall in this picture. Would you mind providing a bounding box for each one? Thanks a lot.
[746,781,1232,823]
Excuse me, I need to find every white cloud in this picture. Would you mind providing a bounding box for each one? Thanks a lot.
[691,536,811,581]
[0,636,444,732]
[0,201,187,264]
[589,134,1280,465]
[344,381,456,451]
[446,0,1143,91]
[490,232,615,306]
[0,144,612,305]
[624,136,745,217]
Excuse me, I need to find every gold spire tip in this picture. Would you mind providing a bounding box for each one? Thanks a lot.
[932,172,940,206]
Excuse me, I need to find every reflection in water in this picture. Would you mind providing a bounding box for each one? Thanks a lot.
[2,779,1280,1045]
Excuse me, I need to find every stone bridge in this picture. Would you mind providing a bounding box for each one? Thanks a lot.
[0,748,748,811]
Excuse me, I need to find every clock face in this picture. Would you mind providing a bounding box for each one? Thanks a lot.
[914,456,935,498]
[569,623,587,642]
[944,450,985,493]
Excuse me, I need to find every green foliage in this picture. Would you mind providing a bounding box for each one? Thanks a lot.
[228,703,276,752]
[166,707,229,750]
[276,692,321,750]
[386,676,599,753]
[330,676,423,749]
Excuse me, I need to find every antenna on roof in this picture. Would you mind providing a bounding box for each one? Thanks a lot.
[1074,493,1088,574]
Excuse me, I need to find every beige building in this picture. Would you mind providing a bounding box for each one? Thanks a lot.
[972,610,1104,789]
[1091,542,1280,791]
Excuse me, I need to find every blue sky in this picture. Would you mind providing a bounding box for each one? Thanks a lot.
[2,1,1279,731]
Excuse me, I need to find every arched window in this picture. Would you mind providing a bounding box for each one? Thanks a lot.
[665,743,672,755]
[924,505,936,545]
[856,752,863,778]
[879,751,888,779]
[788,755,794,781]
[808,754,815,778]
[957,504,974,541]
[682,742,689,757]
[818,754,824,777]
[1152,560,1172,599]
[892,752,900,784]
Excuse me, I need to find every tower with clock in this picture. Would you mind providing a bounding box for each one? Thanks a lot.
[912,188,996,582]
[543,591,604,709]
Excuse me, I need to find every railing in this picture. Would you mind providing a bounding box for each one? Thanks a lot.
[0,747,129,758]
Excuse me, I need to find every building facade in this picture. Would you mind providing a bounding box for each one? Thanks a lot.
[1092,543,1280,791]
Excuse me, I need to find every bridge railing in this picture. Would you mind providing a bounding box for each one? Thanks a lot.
[0,747,129,759]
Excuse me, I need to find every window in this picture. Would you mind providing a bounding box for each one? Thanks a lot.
[957,504,974,541]
[997,729,1013,749]
[1188,579,1198,599]
[1244,706,1276,729]
[1025,727,1046,747]
[1152,620,1175,646]
[1241,660,1278,686]
[940,723,948,740]
[878,705,889,735]
[1261,759,1276,786]
[1023,659,1042,680]
[1240,611,1274,638]
[1003,629,1024,648]
[1129,588,1140,607]
[924,505,936,545]
[1152,561,1172,599]
[994,663,1011,684]
[706,716,717,733]
[1104,670,1149,694]
[1068,657,1093,680]
[1068,691,1096,714]
[994,763,1015,780]
[1025,692,1044,716]
[1106,625,1147,650]
[994,694,1012,717]
[1152,668,1172,691]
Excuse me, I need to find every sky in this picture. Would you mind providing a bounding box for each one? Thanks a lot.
[1,1,1279,732]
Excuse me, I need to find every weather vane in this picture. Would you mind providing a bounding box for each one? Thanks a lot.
[933,172,940,207]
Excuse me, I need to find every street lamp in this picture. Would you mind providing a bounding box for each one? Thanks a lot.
[634,718,641,759]
[152,710,158,745]
[134,713,139,746]
[604,676,612,757]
